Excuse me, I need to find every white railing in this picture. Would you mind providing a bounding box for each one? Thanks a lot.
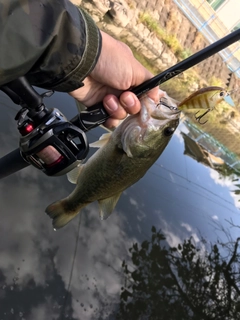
[173,0,240,77]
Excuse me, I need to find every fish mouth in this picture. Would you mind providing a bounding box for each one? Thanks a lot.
[153,97,181,121]
[157,97,179,111]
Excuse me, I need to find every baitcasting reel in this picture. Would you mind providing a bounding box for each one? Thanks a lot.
[0,77,109,176]
[0,27,240,178]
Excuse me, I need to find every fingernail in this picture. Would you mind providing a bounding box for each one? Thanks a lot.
[123,93,135,108]
[105,97,118,111]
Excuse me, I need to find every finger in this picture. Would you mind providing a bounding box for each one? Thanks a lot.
[103,95,127,119]
[103,118,121,129]
[119,92,141,114]
[120,88,164,115]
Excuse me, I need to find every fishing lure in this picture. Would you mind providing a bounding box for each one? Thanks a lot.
[178,86,234,124]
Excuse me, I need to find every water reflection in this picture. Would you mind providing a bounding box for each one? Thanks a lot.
[181,119,240,173]
[178,120,240,207]
[0,91,240,319]
[115,226,240,319]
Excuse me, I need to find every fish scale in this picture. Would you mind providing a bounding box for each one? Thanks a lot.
[45,86,235,229]
[45,91,180,230]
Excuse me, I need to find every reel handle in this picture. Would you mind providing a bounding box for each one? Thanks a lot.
[1,76,43,109]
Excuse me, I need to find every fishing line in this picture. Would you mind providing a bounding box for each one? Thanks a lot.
[159,164,238,208]
[159,163,238,206]
[138,154,238,215]
[149,164,239,213]
[84,94,239,212]
[147,170,239,225]
[184,153,189,182]
[0,100,19,113]
[60,214,82,320]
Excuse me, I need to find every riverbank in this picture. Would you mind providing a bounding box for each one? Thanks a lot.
[71,0,240,158]
[77,0,239,104]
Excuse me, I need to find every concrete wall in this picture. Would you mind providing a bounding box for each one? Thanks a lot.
[73,0,240,106]
[130,0,240,104]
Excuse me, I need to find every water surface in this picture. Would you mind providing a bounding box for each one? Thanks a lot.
[0,91,239,319]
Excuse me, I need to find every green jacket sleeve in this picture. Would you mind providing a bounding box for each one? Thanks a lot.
[0,0,101,92]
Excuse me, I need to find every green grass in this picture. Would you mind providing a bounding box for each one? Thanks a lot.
[138,12,165,36]
[83,1,240,161]
[138,12,192,61]
[121,35,200,100]
[207,76,224,87]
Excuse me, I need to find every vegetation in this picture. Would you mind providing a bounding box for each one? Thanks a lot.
[100,5,240,162]
[208,75,225,87]
[138,12,192,60]
[116,225,240,319]
[179,48,193,60]
[120,35,200,101]
[122,31,240,156]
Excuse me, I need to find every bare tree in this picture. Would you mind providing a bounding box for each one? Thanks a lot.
[116,225,240,320]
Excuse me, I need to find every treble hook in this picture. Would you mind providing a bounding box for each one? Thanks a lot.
[194,109,210,125]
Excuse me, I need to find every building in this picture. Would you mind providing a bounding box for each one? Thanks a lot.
[174,0,240,76]
[207,0,240,31]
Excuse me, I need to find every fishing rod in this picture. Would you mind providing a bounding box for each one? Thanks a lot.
[0,28,240,179]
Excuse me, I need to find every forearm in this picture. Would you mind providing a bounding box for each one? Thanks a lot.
[0,0,101,91]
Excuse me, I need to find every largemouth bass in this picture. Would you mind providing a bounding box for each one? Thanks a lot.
[46,91,180,229]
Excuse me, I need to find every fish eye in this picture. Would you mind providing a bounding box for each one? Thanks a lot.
[220,91,225,96]
[164,127,175,136]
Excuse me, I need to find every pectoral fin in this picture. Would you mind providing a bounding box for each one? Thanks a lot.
[90,132,112,148]
[98,192,122,220]
[67,164,84,184]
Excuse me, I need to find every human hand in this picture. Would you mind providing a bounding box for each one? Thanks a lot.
[70,31,163,128]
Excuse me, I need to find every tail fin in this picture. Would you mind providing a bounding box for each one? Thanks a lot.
[45,200,80,230]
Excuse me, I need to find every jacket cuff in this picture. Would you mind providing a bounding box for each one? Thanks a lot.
[51,9,102,92]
